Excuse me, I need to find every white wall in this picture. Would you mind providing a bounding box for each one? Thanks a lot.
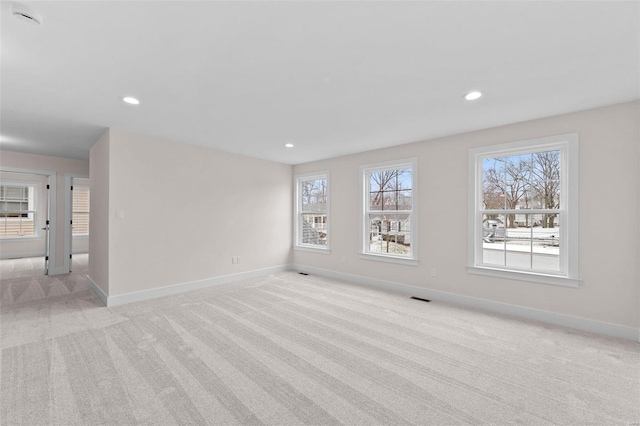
[88,130,110,295]
[293,101,640,330]
[91,128,292,298]
[0,151,89,272]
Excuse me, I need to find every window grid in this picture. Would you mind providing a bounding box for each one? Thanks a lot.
[295,173,329,249]
[469,133,579,285]
[362,160,416,260]
[0,185,36,238]
[72,187,90,235]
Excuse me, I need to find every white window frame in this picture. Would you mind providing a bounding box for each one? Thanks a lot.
[72,185,90,237]
[293,171,330,253]
[467,133,579,287]
[360,158,418,266]
[0,180,40,240]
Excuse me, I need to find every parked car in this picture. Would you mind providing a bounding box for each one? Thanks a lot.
[483,218,505,242]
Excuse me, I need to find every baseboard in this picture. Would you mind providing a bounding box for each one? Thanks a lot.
[86,276,108,306]
[292,264,640,342]
[0,251,46,260]
[105,264,292,307]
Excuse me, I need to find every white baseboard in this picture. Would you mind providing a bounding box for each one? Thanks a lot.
[0,251,46,260]
[292,264,640,343]
[104,264,292,307]
[86,276,108,306]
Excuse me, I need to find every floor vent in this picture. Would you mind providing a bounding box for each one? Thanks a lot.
[298,272,309,276]
[410,296,431,303]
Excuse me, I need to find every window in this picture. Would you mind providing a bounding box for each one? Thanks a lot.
[468,133,579,286]
[361,158,418,264]
[72,186,90,236]
[294,172,329,250]
[0,184,37,238]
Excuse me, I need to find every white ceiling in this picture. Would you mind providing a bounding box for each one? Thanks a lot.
[1,1,638,165]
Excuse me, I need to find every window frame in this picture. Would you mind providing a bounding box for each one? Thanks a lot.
[467,133,580,287]
[360,158,418,266]
[72,185,90,237]
[293,171,330,253]
[0,181,40,240]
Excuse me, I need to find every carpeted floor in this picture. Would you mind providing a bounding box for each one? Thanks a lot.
[1,263,639,425]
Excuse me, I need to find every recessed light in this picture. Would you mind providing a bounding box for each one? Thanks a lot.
[464,91,483,101]
[284,143,294,148]
[122,96,140,105]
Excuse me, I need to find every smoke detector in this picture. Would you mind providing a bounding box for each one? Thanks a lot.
[11,4,43,26]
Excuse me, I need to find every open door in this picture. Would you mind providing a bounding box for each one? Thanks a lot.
[43,176,51,275]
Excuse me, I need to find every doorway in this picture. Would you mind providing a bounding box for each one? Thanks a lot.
[0,170,52,277]
[65,176,90,273]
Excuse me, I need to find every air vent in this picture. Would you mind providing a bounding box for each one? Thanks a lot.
[410,296,431,303]
[298,272,309,276]
[11,4,43,26]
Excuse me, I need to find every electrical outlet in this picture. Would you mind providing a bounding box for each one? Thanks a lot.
[231,257,237,264]
[236,256,240,264]
[430,268,437,277]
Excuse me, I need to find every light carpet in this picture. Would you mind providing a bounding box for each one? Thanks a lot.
[1,266,638,425]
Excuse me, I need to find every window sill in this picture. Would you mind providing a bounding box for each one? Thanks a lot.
[359,253,418,266]
[294,245,331,255]
[72,234,89,238]
[467,266,580,288]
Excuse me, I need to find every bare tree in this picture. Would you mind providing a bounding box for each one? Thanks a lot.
[370,169,409,209]
[531,150,560,228]
[482,157,530,228]
[369,169,411,253]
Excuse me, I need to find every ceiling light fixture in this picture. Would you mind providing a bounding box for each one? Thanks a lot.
[464,91,483,101]
[284,143,295,148]
[11,4,43,25]
[122,96,140,105]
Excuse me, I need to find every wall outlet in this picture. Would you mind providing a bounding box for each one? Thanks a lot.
[232,256,240,264]
[430,268,437,277]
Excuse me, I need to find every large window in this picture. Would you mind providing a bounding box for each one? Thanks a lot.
[0,184,37,238]
[361,158,418,264]
[294,172,329,250]
[468,134,579,286]
[72,186,90,236]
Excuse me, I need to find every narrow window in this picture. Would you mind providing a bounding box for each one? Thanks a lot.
[294,172,329,250]
[72,186,90,236]
[361,158,418,264]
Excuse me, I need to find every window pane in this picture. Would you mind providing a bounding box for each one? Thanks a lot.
[367,213,411,256]
[505,237,532,270]
[0,213,35,237]
[482,157,506,210]
[72,212,90,235]
[301,213,327,246]
[532,213,560,271]
[369,168,412,211]
[531,150,561,210]
[301,178,327,213]
[481,213,506,266]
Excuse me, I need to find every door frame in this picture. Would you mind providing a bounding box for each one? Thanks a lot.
[64,173,90,274]
[0,167,57,275]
